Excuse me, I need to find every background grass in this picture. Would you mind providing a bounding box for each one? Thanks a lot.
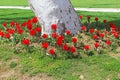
[0,9,119,26]
[0,0,120,8]
[0,9,120,80]
[1,42,120,80]
[0,0,27,6]
[71,0,120,8]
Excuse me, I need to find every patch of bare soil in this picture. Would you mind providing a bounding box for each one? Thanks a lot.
[20,74,53,80]
[0,58,53,80]
[109,53,120,59]
[0,60,2,65]
[0,69,53,80]
[108,47,120,59]
[116,47,120,53]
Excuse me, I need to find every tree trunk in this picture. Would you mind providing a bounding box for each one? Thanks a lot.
[28,0,81,35]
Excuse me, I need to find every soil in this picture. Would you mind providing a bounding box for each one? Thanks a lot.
[0,58,53,80]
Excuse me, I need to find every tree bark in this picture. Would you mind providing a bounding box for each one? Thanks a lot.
[28,0,81,35]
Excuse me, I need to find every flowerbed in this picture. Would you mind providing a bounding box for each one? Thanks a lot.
[0,15,120,59]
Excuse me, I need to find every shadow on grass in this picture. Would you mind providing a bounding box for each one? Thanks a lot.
[0,10,120,31]
[82,19,120,32]
[108,19,120,27]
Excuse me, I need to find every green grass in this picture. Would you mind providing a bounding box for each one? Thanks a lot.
[19,52,120,80]
[71,0,120,8]
[0,0,28,6]
[0,0,120,8]
[9,61,17,68]
[0,43,120,80]
[78,11,120,27]
[0,9,33,25]
[0,9,120,80]
[0,9,120,27]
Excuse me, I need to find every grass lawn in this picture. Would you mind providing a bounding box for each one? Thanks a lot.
[0,9,120,80]
[71,0,120,8]
[0,0,28,6]
[0,0,120,8]
[0,9,119,26]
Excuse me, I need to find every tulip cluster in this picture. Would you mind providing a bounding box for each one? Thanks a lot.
[0,15,119,59]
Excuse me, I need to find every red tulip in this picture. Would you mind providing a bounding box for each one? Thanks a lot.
[32,16,38,23]
[56,40,63,46]
[118,28,120,32]
[79,15,83,19]
[35,26,41,32]
[22,39,30,45]
[94,42,100,48]
[27,19,32,30]
[84,45,90,50]
[51,24,57,30]
[5,33,10,39]
[27,24,32,30]
[87,16,91,20]
[109,22,116,29]
[15,24,21,30]
[29,29,36,36]
[41,42,49,49]
[48,48,55,55]
[95,17,99,21]
[103,20,107,23]
[51,32,58,38]
[62,44,68,51]
[10,21,15,27]
[2,22,7,27]
[72,37,77,43]
[27,19,32,23]
[93,35,98,39]
[21,22,27,26]
[81,26,87,31]
[113,32,119,38]
[106,40,111,45]
[65,30,71,35]
[0,31,4,37]
[57,35,64,41]
[42,34,48,39]
[89,29,94,33]
[6,28,15,35]
[69,46,76,53]
[99,33,105,38]
[17,29,24,34]
[15,22,19,26]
